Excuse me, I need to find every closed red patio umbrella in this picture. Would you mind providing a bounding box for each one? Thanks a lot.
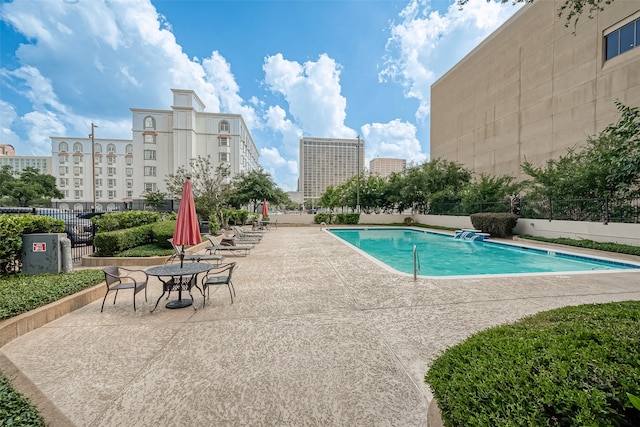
[173,177,201,267]
[262,199,268,216]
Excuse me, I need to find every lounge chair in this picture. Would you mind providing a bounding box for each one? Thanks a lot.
[232,225,264,237]
[230,226,262,242]
[167,238,224,265]
[222,228,261,244]
[204,234,253,256]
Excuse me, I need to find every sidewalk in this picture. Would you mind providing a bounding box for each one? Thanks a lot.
[2,227,639,426]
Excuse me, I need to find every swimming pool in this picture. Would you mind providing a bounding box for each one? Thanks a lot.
[327,227,640,278]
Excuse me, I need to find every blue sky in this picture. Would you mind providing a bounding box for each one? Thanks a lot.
[0,0,521,191]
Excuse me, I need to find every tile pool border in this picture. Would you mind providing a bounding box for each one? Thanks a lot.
[325,226,640,279]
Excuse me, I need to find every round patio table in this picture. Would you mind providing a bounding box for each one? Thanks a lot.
[147,262,212,311]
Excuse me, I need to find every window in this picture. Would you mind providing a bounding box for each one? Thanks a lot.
[108,179,116,188]
[108,190,116,199]
[95,167,102,176]
[219,137,229,146]
[73,142,82,153]
[95,143,102,154]
[95,156,102,164]
[144,166,156,176]
[126,144,133,154]
[144,149,156,160]
[74,178,83,187]
[107,144,116,154]
[126,179,133,188]
[73,156,81,164]
[74,190,83,199]
[73,166,83,175]
[126,168,133,177]
[96,190,102,199]
[144,134,156,144]
[605,18,640,60]
[107,157,115,165]
[59,156,67,164]
[59,178,68,187]
[126,157,133,165]
[107,167,116,176]
[127,190,133,197]
[96,179,102,187]
[62,190,69,198]
[144,182,157,192]
[219,153,229,162]
[219,120,230,132]
[144,116,156,129]
[59,142,68,153]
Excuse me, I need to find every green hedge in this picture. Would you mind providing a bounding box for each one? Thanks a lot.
[0,214,65,273]
[92,210,159,232]
[92,220,178,256]
[335,213,360,224]
[470,212,518,237]
[520,235,640,257]
[426,301,640,426]
[314,212,334,224]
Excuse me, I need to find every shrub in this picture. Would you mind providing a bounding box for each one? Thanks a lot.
[93,224,154,256]
[335,213,360,225]
[0,373,45,426]
[150,220,176,249]
[470,212,517,237]
[404,217,414,225]
[520,235,640,257]
[208,214,221,235]
[93,210,159,232]
[426,301,640,427]
[314,212,334,224]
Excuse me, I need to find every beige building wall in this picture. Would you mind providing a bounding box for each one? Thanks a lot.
[369,157,406,178]
[431,0,640,180]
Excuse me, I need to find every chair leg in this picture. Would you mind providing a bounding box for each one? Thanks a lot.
[113,289,119,305]
[101,291,109,312]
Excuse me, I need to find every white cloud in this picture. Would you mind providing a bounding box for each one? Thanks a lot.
[263,53,356,139]
[0,100,22,147]
[361,119,428,166]
[259,146,298,191]
[381,0,520,121]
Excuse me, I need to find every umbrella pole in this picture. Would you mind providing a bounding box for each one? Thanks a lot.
[180,246,185,268]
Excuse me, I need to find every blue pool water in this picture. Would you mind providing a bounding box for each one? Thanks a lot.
[328,227,640,277]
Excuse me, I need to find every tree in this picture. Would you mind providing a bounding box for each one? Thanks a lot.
[461,173,521,214]
[165,156,231,221]
[228,169,281,213]
[458,0,615,28]
[0,166,63,207]
[143,190,166,211]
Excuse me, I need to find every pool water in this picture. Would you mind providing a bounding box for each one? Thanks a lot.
[328,228,640,277]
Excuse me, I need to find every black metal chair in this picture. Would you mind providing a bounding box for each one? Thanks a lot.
[101,266,148,312]
[200,262,237,306]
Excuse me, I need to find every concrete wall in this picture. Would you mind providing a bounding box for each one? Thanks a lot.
[431,0,640,181]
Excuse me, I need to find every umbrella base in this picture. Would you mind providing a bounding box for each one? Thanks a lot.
[166,299,193,309]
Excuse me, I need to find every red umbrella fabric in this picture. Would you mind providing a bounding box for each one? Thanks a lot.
[173,178,201,265]
[262,199,268,216]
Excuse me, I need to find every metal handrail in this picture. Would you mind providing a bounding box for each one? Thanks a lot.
[413,245,420,281]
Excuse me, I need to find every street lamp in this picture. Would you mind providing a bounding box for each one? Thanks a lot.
[356,135,360,213]
[90,123,98,212]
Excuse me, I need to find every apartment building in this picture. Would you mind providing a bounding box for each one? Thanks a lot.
[369,157,406,178]
[430,0,640,180]
[50,89,260,212]
[298,136,365,206]
[0,144,51,176]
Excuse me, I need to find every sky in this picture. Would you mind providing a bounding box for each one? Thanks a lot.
[0,0,522,191]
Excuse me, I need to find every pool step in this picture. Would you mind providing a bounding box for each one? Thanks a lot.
[454,229,491,241]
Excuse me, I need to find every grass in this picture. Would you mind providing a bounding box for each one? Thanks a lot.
[519,235,640,257]
[114,243,173,257]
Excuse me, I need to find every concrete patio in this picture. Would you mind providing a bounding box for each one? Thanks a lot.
[2,226,640,426]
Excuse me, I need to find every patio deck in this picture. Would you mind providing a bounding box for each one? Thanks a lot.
[2,227,639,426]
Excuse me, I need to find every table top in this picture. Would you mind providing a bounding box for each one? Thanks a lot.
[146,262,212,277]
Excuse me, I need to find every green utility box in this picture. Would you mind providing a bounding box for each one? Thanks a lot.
[22,233,66,275]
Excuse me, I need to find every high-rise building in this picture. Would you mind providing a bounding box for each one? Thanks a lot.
[50,89,260,212]
[369,158,406,178]
[0,144,16,156]
[430,0,640,180]
[298,136,364,206]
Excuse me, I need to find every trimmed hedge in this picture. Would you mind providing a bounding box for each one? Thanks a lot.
[314,212,334,224]
[92,220,179,256]
[470,212,518,237]
[92,210,159,232]
[425,301,640,426]
[520,235,640,257]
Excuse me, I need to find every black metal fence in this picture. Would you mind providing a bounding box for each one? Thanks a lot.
[426,197,640,224]
[0,207,95,264]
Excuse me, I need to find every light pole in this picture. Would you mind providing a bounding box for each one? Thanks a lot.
[90,123,98,212]
[356,135,360,213]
